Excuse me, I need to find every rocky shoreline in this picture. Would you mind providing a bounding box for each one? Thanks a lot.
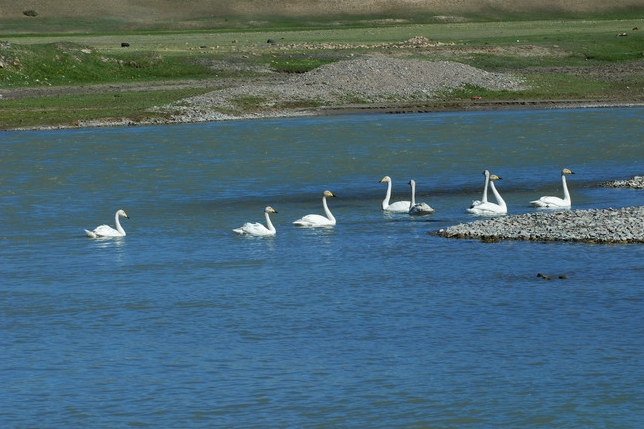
[600,175,644,189]
[435,205,644,244]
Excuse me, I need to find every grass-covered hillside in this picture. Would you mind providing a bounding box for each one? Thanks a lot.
[2,0,644,33]
[1,1,644,129]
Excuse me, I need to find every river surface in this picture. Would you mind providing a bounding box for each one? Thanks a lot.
[2,108,643,427]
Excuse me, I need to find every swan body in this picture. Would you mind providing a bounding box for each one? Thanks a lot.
[233,206,278,236]
[408,179,435,215]
[530,168,575,209]
[467,174,507,215]
[85,209,129,238]
[379,176,411,213]
[293,190,337,227]
[469,170,491,208]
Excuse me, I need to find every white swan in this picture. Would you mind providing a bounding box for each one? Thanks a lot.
[293,190,337,227]
[466,174,507,215]
[408,179,435,215]
[84,209,129,238]
[233,206,278,236]
[379,176,411,213]
[530,168,575,209]
[469,170,491,208]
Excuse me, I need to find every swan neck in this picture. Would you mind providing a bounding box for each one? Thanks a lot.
[382,180,392,209]
[114,211,126,236]
[409,182,416,207]
[489,181,506,209]
[561,174,571,202]
[322,196,335,221]
[482,173,490,203]
[264,211,276,232]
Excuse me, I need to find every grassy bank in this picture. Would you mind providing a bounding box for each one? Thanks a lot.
[2,16,644,129]
[3,0,644,33]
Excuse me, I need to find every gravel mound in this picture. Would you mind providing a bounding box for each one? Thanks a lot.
[161,56,527,122]
[435,206,644,243]
[294,57,526,99]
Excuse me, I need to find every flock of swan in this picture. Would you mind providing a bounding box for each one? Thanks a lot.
[466,168,574,215]
[84,169,575,238]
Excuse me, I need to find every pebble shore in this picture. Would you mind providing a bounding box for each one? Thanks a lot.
[435,206,644,244]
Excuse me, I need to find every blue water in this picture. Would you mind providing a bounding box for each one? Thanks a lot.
[2,108,644,427]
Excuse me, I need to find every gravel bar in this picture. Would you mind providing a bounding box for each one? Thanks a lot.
[600,175,644,189]
[435,206,644,243]
[158,56,528,123]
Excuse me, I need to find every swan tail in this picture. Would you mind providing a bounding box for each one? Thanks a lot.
[531,199,561,208]
[84,229,98,238]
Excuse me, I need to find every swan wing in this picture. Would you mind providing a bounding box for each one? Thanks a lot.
[466,202,506,215]
[530,196,569,208]
[233,222,274,236]
[293,214,335,227]
[88,224,124,237]
[383,200,412,213]
[409,203,435,215]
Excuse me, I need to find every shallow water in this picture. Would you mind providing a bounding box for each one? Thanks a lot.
[2,108,644,427]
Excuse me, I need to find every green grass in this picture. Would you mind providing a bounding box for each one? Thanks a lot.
[2,15,644,129]
[0,88,213,129]
[0,42,225,87]
[267,56,335,73]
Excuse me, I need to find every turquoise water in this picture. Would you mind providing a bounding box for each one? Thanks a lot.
[2,108,644,427]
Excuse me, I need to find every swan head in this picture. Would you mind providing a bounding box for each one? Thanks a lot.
[117,209,130,219]
[562,168,575,175]
[323,190,336,198]
[483,170,490,177]
[379,176,392,184]
[408,179,416,187]
[489,174,502,181]
[264,206,278,214]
